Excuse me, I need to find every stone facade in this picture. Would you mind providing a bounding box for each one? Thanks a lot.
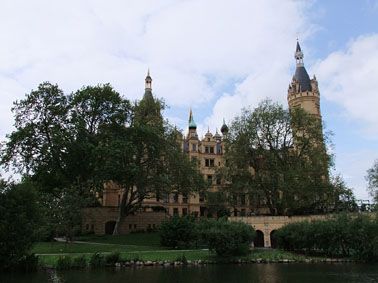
[230,215,330,248]
[82,207,168,235]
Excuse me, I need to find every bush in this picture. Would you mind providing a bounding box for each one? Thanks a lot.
[105,252,121,265]
[160,216,197,248]
[275,214,378,261]
[17,254,39,272]
[197,218,255,256]
[56,256,72,270]
[0,182,40,271]
[72,255,87,269]
[89,252,106,268]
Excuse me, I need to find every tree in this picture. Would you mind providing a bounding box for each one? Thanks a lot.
[0,180,40,270]
[329,175,358,212]
[206,191,231,218]
[222,99,333,215]
[1,82,205,237]
[0,82,130,238]
[367,160,378,204]
[96,93,205,234]
[1,82,70,190]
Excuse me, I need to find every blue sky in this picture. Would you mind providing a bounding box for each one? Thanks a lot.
[0,0,377,199]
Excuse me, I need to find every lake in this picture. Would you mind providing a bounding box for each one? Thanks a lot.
[1,263,378,283]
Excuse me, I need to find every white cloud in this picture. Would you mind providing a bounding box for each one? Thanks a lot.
[0,0,314,140]
[313,34,378,139]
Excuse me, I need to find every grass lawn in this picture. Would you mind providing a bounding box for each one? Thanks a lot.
[32,232,164,255]
[33,232,325,268]
[76,232,161,247]
[36,248,320,268]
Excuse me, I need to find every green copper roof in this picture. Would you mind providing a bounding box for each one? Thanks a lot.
[188,109,197,129]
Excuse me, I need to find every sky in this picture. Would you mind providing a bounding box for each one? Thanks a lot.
[0,0,377,200]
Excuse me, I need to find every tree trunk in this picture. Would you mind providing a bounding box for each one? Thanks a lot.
[112,212,123,235]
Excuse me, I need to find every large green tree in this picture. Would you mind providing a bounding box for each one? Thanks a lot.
[222,99,334,215]
[1,82,204,236]
[96,93,205,234]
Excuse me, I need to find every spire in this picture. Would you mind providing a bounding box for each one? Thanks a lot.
[188,108,197,130]
[295,40,304,67]
[142,69,153,100]
[221,118,229,134]
[145,69,152,91]
[293,40,312,92]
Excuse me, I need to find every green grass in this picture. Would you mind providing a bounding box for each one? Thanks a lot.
[32,232,164,255]
[32,242,154,254]
[36,249,325,268]
[76,232,161,247]
[33,232,326,268]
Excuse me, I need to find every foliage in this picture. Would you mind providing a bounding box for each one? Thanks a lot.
[366,159,378,205]
[56,256,73,270]
[275,214,378,261]
[206,191,231,218]
[105,252,121,264]
[72,255,87,269]
[329,175,358,212]
[197,218,256,256]
[89,252,106,268]
[160,216,198,248]
[0,81,204,237]
[17,254,39,272]
[0,180,40,270]
[222,99,335,215]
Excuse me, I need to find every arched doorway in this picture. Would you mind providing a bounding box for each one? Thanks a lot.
[254,230,264,247]
[105,221,116,235]
[270,230,278,248]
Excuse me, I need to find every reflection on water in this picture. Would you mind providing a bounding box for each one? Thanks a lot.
[1,263,378,283]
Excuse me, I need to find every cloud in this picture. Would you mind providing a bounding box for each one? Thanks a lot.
[0,0,314,140]
[313,34,378,139]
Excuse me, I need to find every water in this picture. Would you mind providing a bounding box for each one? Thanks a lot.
[1,263,378,283]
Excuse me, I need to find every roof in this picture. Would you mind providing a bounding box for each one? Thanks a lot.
[188,109,197,129]
[296,41,302,52]
[294,66,312,92]
[221,119,228,134]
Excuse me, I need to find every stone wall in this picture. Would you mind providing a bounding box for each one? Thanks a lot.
[82,207,168,235]
[229,215,331,248]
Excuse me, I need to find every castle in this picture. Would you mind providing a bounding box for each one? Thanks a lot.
[82,41,322,235]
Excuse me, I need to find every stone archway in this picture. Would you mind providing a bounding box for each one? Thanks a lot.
[105,221,116,235]
[254,230,265,247]
[270,230,278,248]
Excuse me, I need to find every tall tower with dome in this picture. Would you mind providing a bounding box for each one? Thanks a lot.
[288,41,321,119]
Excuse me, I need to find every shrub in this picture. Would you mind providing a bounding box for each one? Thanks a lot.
[56,256,72,270]
[198,218,255,256]
[0,182,40,271]
[275,214,378,261]
[89,252,105,268]
[72,255,87,269]
[105,252,121,265]
[160,216,197,248]
[17,254,39,272]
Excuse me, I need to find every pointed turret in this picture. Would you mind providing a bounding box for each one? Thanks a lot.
[292,41,311,92]
[188,108,197,130]
[221,118,229,135]
[143,69,153,100]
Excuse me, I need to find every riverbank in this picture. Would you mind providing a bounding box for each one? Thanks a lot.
[32,233,354,269]
[36,248,356,269]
